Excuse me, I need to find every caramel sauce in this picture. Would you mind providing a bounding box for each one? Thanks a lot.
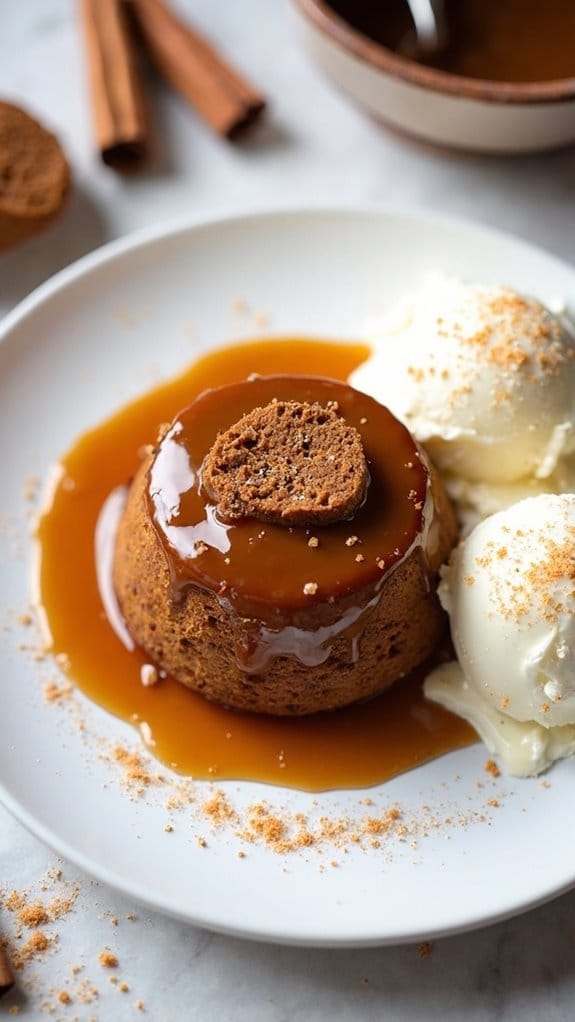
[149,376,434,670]
[38,338,475,791]
[331,0,575,83]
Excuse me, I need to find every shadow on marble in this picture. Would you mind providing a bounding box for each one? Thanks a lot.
[133,82,294,177]
[190,887,575,1017]
[0,185,108,312]
[235,117,294,156]
[128,73,183,181]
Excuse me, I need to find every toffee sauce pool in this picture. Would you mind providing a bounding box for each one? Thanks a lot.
[37,338,475,791]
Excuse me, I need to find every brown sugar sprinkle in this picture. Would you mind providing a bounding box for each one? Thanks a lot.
[98,950,118,969]
[112,746,159,796]
[417,941,434,959]
[406,287,572,410]
[76,978,99,1003]
[42,698,507,867]
[12,931,52,969]
[484,759,501,778]
[363,807,403,836]
[474,512,575,626]
[202,790,238,826]
[17,902,50,928]
[43,680,73,703]
[4,891,25,913]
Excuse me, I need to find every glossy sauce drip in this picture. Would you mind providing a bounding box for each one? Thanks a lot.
[38,338,475,791]
[149,375,434,672]
[331,0,575,83]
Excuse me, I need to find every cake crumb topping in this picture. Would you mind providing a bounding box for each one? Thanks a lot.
[202,399,368,527]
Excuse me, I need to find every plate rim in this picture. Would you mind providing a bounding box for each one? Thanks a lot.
[2,201,574,351]
[2,775,574,948]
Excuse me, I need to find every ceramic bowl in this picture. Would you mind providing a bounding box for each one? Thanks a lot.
[294,0,575,153]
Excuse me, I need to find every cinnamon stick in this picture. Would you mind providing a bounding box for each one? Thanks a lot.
[79,0,148,169]
[128,0,265,138]
[0,945,14,997]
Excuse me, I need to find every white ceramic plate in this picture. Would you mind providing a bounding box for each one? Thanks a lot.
[2,208,575,948]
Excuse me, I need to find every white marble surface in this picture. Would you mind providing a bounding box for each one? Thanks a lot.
[2,1,575,1018]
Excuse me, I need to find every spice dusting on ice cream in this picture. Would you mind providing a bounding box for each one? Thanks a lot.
[350,276,575,522]
[425,494,575,776]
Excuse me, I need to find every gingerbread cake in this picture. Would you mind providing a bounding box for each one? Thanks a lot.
[0,101,69,252]
[113,375,458,715]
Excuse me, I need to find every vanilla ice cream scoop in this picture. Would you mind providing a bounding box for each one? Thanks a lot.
[350,277,575,489]
[425,494,575,775]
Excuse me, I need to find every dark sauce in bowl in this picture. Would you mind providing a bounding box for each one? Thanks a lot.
[329,0,575,83]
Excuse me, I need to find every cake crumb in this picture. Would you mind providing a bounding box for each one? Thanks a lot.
[13,930,52,968]
[57,991,72,1005]
[17,901,49,928]
[345,535,359,547]
[118,982,130,993]
[307,536,319,548]
[484,759,501,778]
[98,950,118,969]
[303,582,318,596]
[417,941,434,959]
[135,1000,145,1011]
[43,681,73,703]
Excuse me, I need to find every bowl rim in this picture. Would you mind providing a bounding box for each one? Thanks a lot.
[295,0,575,105]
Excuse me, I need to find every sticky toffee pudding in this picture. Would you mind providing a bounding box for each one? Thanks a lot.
[113,375,457,715]
[38,338,474,789]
